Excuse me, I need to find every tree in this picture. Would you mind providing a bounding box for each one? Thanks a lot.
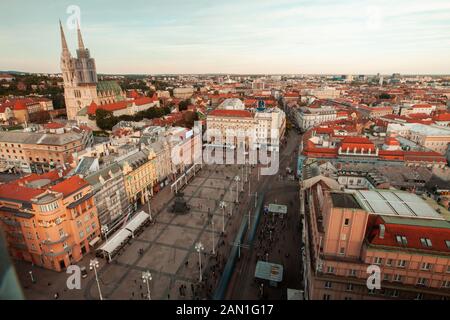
[96,109,117,131]
[178,99,191,111]
[379,93,392,100]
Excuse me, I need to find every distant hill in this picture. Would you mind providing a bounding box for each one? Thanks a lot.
[0,71,30,75]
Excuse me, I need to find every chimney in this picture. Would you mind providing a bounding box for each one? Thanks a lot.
[379,224,385,239]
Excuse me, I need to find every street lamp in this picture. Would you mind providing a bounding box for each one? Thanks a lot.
[240,166,244,191]
[219,201,227,233]
[142,270,152,300]
[234,175,240,203]
[101,225,109,241]
[89,259,103,300]
[211,219,215,255]
[195,242,204,282]
[29,270,35,283]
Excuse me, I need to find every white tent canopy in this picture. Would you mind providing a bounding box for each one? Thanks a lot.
[124,211,150,234]
[98,228,132,255]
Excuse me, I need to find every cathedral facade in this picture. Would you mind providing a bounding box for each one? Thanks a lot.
[59,22,125,120]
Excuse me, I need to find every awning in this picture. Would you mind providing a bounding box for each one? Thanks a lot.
[98,229,132,254]
[287,289,304,300]
[268,204,288,215]
[89,236,101,247]
[254,261,284,283]
[124,211,150,233]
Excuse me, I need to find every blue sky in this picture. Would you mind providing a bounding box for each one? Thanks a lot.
[1,0,450,74]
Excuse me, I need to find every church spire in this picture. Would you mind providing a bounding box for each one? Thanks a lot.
[59,20,69,52]
[77,20,85,50]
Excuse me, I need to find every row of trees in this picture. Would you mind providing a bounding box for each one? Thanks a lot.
[95,106,172,131]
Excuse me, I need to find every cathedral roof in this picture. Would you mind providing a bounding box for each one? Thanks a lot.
[97,81,123,96]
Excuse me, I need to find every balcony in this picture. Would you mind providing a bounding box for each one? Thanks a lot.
[43,244,73,257]
[41,233,70,245]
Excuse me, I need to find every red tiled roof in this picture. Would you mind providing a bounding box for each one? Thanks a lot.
[367,216,450,253]
[0,184,43,203]
[14,100,27,111]
[134,95,158,106]
[44,122,65,129]
[384,137,400,146]
[13,170,69,187]
[341,136,375,152]
[49,175,89,197]
[208,109,253,118]
[87,100,130,115]
[433,113,450,121]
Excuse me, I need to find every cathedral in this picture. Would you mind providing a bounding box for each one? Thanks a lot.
[59,21,125,120]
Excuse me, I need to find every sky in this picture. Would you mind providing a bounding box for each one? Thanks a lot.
[1,0,450,75]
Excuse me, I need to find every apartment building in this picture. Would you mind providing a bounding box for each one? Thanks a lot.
[294,105,337,131]
[387,123,450,154]
[84,163,130,231]
[302,178,450,300]
[0,173,100,272]
[118,148,157,206]
[0,129,93,173]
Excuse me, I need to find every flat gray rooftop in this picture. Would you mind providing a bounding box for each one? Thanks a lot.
[353,189,443,219]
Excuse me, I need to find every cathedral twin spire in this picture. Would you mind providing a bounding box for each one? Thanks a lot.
[59,19,86,54]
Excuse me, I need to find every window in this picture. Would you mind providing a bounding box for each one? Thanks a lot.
[349,269,357,277]
[397,260,407,268]
[63,242,68,249]
[339,247,345,255]
[445,240,450,249]
[383,274,390,281]
[323,294,331,300]
[415,293,424,300]
[386,259,393,266]
[374,257,383,265]
[79,231,84,238]
[344,218,350,226]
[77,220,82,228]
[86,226,91,233]
[420,238,432,248]
[394,274,402,282]
[417,278,427,286]
[326,266,335,274]
[395,235,408,245]
[392,290,399,298]
[421,262,433,271]
[325,281,332,289]
[346,283,353,292]
[442,281,450,288]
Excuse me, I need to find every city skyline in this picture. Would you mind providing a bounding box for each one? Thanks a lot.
[1,0,450,75]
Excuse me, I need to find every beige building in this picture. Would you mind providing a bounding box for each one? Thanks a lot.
[0,129,93,173]
[118,148,157,206]
[387,123,450,154]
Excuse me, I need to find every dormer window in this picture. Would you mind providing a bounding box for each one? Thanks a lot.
[420,238,432,248]
[395,235,407,246]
